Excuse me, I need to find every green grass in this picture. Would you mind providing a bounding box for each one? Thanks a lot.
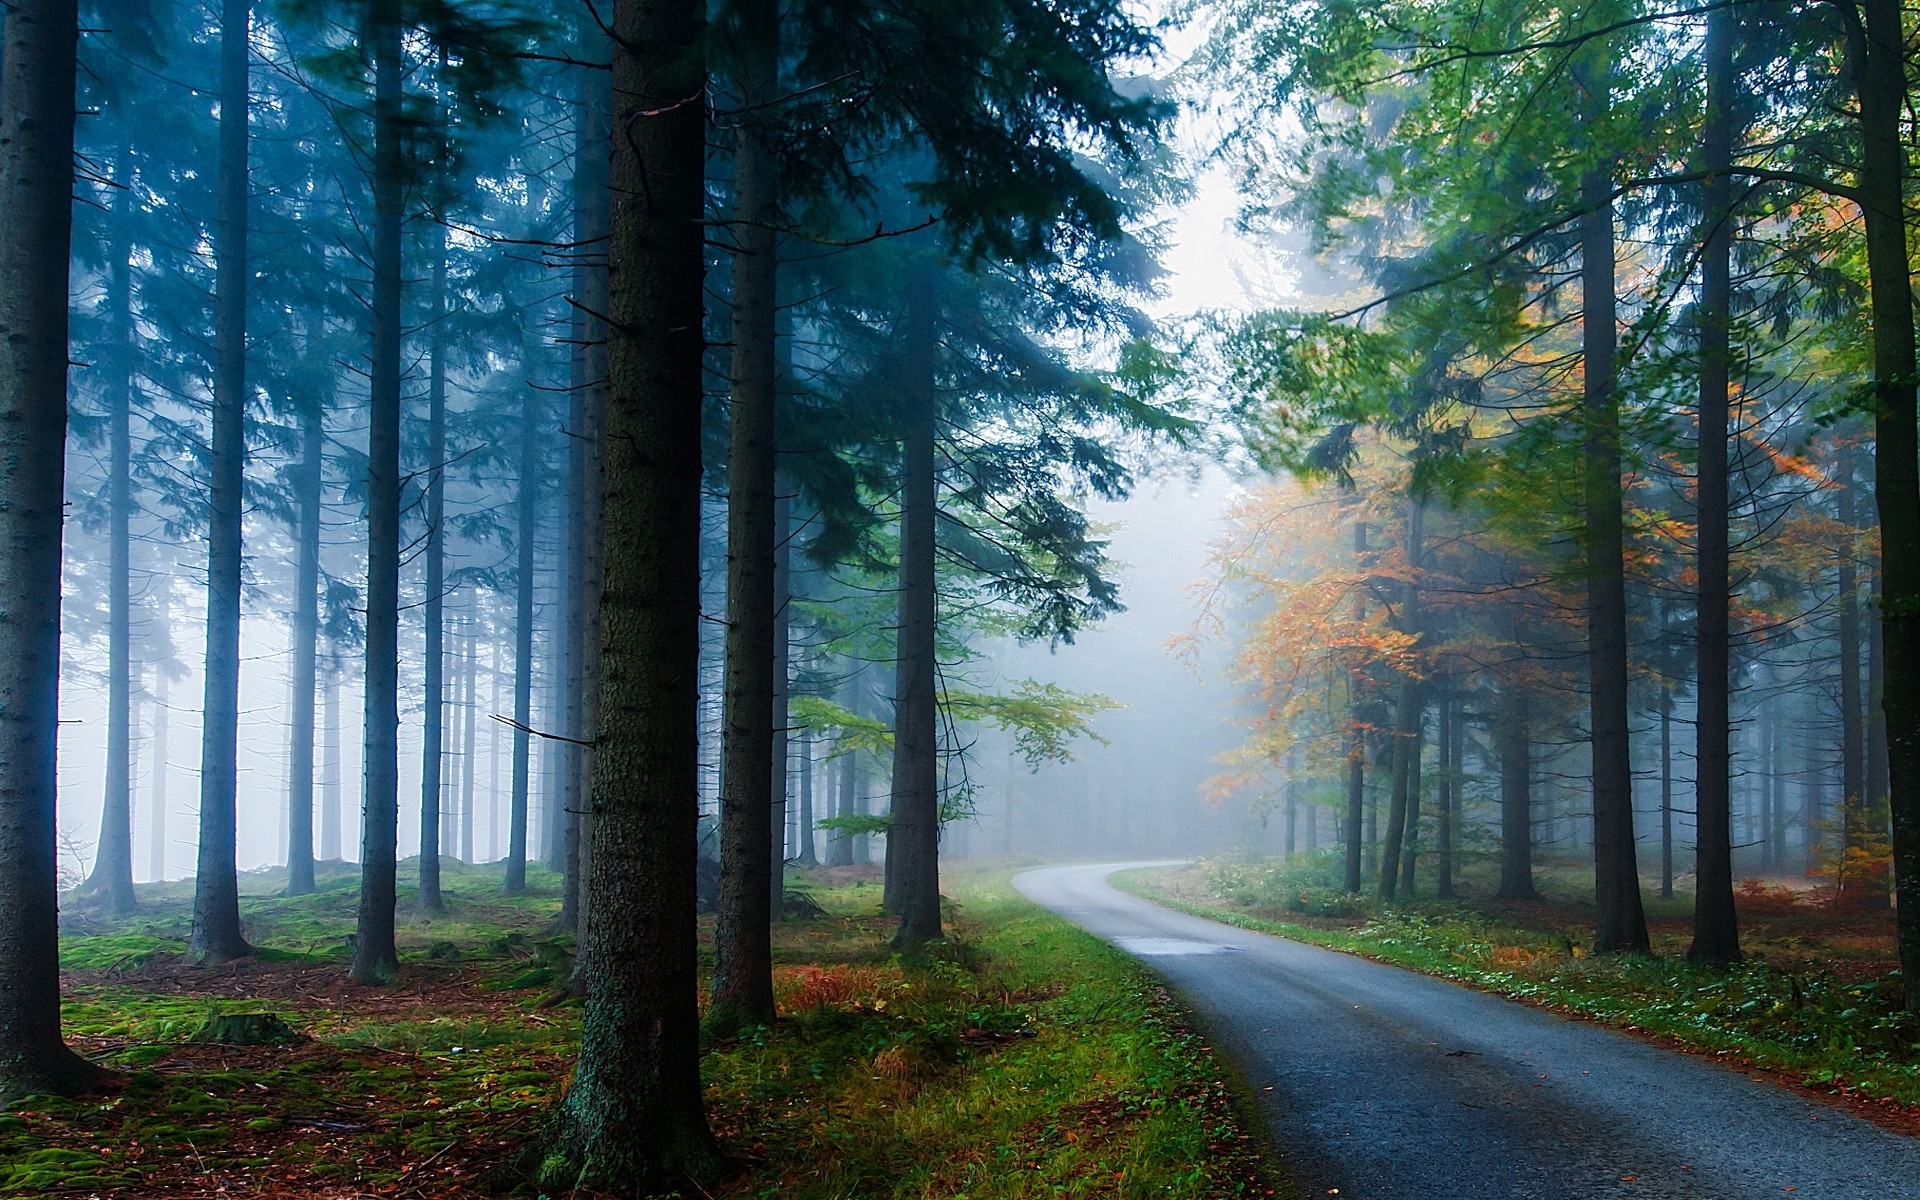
[1118,858,1920,1111]
[13,860,1276,1197]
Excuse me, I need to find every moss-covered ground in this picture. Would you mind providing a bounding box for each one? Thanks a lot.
[1121,855,1920,1121]
[16,859,1277,1198]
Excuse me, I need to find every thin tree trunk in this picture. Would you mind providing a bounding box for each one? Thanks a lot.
[0,0,104,1100]
[85,148,137,913]
[188,0,255,965]
[1577,43,1649,955]
[1344,716,1365,894]
[798,728,816,865]
[1660,692,1674,899]
[1496,680,1539,901]
[322,662,342,861]
[1689,3,1739,963]
[352,0,405,985]
[1435,680,1455,900]
[1381,501,1424,899]
[1838,461,1870,900]
[149,668,169,882]
[418,226,449,914]
[520,0,723,1176]
[462,621,478,863]
[889,267,942,949]
[711,0,781,1023]
[286,400,323,896]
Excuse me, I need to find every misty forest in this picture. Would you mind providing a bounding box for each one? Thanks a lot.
[5,0,1920,1195]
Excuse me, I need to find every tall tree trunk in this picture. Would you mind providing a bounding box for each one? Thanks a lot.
[770,478,792,911]
[1577,44,1650,955]
[286,400,323,896]
[1838,461,1871,900]
[1849,0,1920,1011]
[85,149,137,913]
[797,727,816,865]
[462,622,478,863]
[889,268,942,949]
[1660,691,1674,899]
[149,668,169,882]
[321,662,342,861]
[558,62,612,938]
[0,0,105,1100]
[505,363,539,895]
[418,229,449,914]
[1380,501,1423,900]
[519,0,723,1180]
[352,0,404,986]
[711,1,781,1025]
[1344,715,1365,894]
[189,0,255,965]
[1689,3,1740,963]
[1435,680,1455,900]
[1496,680,1539,901]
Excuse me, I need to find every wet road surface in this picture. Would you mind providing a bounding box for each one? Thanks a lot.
[1013,862,1920,1200]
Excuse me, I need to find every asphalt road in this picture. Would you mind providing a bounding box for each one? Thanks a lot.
[1013,862,1920,1200]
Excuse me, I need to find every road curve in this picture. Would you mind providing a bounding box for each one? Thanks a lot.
[1013,862,1920,1200]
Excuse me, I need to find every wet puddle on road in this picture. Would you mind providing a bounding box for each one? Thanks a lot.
[1113,936,1240,956]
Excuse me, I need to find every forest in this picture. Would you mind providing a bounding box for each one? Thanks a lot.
[2,0,1920,1195]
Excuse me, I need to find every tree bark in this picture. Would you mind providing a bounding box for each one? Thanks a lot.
[505,339,539,895]
[188,0,255,965]
[798,727,817,865]
[84,148,137,913]
[418,226,449,914]
[1660,690,1674,899]
[1435,680,1455,900]
[321,661,342,861]
[889,267,943,949]
[0,0,107,1102]
[1688,2,1740,963]
[285,398,323,896]
[1344,716,1365,894]
[149,667,169,882]
[711,0,782,1025]
[352,0,405,986]
[1847,0,1920,1009]
[1576,44,1649,955]
[770,478,792,911]
[518,0,723,1181]
[1837,458,1871,900]
[559,60,611,938]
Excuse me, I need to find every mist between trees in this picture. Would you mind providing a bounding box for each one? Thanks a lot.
[6,0,1920,1189]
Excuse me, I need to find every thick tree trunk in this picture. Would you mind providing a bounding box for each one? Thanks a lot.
[518,0,723,1182]
[285,401,323,896]
[770,480,792,911]
[1849,0,1920,1010]
[418,232,449,914]
[559,62,611,938]
[188,0,255,965]
[889,268,943,950]
[85,151,137,913]
[1577,47,1649,955]
[352,2,404,986]
[505,358,539,895]
[1688,4,1740,963]
[711,6,781,1026]
[1496,680,1539,901]
[1380,502,1424,900]
[0,0,106,1101]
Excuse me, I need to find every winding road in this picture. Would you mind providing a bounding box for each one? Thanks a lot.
[1013,862,1920,1200]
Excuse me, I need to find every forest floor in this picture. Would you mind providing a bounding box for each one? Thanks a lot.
[14,859,1276,1198]
[1122,857,1920,1122]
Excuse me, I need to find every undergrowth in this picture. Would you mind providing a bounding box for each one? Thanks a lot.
[9,862,1275,1198]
